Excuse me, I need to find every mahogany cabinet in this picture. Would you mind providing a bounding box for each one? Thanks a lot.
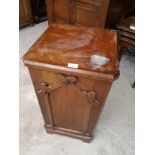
[23,24,119,142]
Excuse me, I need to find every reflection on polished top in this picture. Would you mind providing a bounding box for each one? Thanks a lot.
[23,24,118,74]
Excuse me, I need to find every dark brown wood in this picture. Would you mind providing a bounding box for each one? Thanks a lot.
[105,0,135,28]
[22,24,119,142]
[19,0,33,27]
[31,0,47,23]
[117,16,135,59]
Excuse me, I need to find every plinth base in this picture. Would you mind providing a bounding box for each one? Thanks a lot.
[44,125,93,143]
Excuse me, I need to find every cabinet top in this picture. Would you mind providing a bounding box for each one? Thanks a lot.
[23,24,118,75]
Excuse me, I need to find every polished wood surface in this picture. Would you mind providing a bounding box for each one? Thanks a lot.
[23,24,118,75]
[23,24,119,142]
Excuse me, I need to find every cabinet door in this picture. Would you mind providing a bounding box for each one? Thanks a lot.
[28,68,112,134]
[46,0,109,27]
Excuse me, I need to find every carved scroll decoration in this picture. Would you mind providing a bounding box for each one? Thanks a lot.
[37,73,101,105]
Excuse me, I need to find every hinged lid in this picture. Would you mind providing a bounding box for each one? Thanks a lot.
[23,24,118,76]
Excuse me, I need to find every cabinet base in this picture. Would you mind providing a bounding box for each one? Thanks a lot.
[44,125,93,143]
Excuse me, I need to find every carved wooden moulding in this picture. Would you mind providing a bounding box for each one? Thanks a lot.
[23,24,119,142]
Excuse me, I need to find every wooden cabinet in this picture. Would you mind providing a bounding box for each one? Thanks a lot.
[46,0,109,27]
[46,0,135,28]
[105,0,135,28]
[19,0,33,27]
[22,24,119,142]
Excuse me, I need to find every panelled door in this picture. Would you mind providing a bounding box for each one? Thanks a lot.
[29,67,112,135]
[46,0,109,27]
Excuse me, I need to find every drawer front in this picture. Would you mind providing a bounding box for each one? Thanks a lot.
[28,67,112,133]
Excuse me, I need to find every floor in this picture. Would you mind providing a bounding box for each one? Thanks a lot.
[19,21,135,155]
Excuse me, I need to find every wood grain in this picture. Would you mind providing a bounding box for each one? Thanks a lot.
[19,0,33,27]
[23,24,119,142]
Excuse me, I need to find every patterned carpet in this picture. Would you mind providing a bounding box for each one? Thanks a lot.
[19,21,135,155]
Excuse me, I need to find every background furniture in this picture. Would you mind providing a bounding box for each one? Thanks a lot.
[23,24,119,142]
[117,17,135,60]
[31,0,47,23]
[19,0,47,27]
[105,0,135,28]
[19,0,134,28]
[46,0,134,28]
[19,0,33,27]
[117,16,135,88]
